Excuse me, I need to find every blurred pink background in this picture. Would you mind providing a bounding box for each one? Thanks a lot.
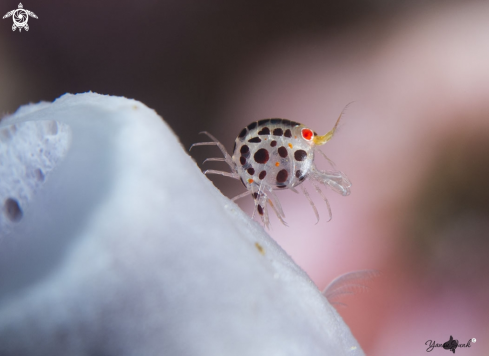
[2,0,488,354]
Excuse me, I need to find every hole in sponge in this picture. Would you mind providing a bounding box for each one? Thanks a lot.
[4,198,23,222]
[34,168,45,182]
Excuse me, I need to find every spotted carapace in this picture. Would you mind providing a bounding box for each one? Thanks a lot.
[190,112,352,228]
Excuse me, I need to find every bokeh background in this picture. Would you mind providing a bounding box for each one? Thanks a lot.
[1,0,488,354]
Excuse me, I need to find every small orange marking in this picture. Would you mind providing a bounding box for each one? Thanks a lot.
[288,143,293,148]
[248,178,254,183]
[255,242,265,255]
[275,162,280,167]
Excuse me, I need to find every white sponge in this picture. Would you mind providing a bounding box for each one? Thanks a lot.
[0,93,363,356]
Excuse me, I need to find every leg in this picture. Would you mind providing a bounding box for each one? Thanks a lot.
[311,181,333,222]
[300,185,320,224]
[189,142,219,150]
[257,193,270,229]
[190,132,235,170]
[259,183,289,227]
[231,186,287,228]
[267,197,288,227]
[262,202,271,230]
[203,157,226,164]
[262,185,286,221]
[309,166,351,196]
[204,169,239,179]
[190,132,238,179]
[231,190,251,202]
[251,182,272,229]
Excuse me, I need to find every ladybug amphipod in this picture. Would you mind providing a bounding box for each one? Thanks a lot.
[190,112,351,227]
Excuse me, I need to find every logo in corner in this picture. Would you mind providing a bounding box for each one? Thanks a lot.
[425,335,475,353]
[3,3,38,32]
[443,335,458,354]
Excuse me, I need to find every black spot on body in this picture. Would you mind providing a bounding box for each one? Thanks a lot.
[240,157,246,165]
[259,170,267,180]
[282,119,291,126]
[294,149,307,161]
[238,128,248,139]
[247,122,257,130]
[258,127,270,135]
[278,146,288,158]
[284,129,292,138]
[240,145,249,154]
[254,149,269,164]
[270,140,277,147]
[4,198,22,222]
[296,170,306,181]
[248,137,262,143]
[247,167,255,175]
[252,192,258,199]
[257,205,264,215]
[276,169,288,183]
[258,119,270,126]
[273,128,283,136]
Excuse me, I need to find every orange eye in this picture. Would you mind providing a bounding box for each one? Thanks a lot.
[301,128,314,141]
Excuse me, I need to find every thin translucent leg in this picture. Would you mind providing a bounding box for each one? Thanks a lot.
[290,187,300,194]
[250,182,270,229]
[323,171,351,196]
[267,198,288,227]
[262,201,270,229]
[231,191,251,202]
[250,186,260,220]
[258,184,287,226]
[189,142,219,149]
[204,169,239,179]
[309,166,351,196]
[251,205,256,220]
[203,157,226,164]
[189,132,234,169]
[311,181,332,222]
[300,185,320,224]
[262,185,286,220]
[322,270,380,307]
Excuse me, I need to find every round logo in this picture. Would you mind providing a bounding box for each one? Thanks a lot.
[13,9,28,28]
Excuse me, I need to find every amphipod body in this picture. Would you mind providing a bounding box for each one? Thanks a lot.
[190,113,351,228]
